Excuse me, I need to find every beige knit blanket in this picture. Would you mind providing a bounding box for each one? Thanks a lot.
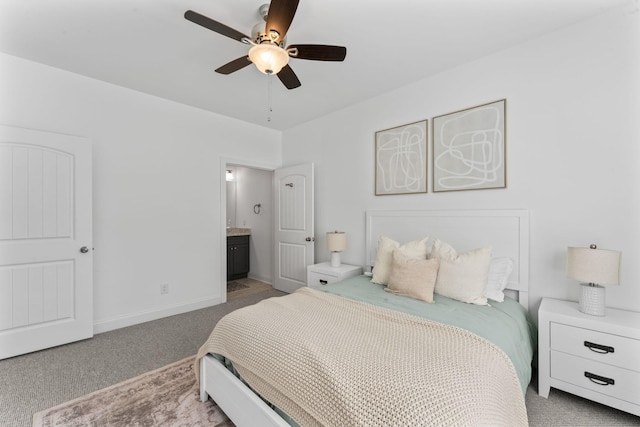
[196,287,527,426]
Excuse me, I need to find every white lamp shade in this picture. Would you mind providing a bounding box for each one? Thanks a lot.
[327,231,347,252]
[567,246,621,286]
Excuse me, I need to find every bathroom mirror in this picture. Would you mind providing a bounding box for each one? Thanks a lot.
[226,179,236,228]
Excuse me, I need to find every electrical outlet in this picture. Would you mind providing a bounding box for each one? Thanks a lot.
[160,283,169,294]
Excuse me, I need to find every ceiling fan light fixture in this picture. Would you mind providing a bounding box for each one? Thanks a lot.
[248,43,289,75]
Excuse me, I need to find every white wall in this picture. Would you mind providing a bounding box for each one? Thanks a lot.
[0,52,282,332]
[282,5,640,319]
[232,166,274,284]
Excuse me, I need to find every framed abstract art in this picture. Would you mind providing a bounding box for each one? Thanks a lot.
[375,120,428,196]
[432,99,506,192]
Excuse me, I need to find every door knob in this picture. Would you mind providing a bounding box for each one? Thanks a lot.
[80,246,90,253]
[305,237,315,242]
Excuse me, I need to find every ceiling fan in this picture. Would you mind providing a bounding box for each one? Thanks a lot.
[184,0,347,90]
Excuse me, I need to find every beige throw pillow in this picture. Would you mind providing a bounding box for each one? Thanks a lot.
[371,236,429,285]
[431,239,492,305]
[385,250,439,303]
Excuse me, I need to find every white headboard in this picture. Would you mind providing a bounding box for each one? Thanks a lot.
[365,210,530,309]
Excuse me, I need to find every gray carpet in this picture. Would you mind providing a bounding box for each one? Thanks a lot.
[0,288,284,427]
[1,287,638,427]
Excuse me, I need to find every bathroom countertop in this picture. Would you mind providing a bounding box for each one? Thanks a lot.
[226,227,251,236]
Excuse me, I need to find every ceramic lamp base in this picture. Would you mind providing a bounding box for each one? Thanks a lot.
[330,252,341,268]
[579,283,606,316]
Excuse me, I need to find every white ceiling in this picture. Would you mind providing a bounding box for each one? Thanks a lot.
[0,0,626,130]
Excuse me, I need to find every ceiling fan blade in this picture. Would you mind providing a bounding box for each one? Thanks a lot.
[265,0,299,42]
[215,56,252,75]
[277,64,301,90]
[287,44,347,61]
[184,10,249,43]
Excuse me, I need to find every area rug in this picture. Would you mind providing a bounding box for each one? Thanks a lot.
[33,356,234,427]
[227,281,249,293]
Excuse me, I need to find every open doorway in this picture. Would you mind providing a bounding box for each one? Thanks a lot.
[223,161,275,298]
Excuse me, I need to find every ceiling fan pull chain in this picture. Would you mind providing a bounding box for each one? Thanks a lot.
[267,74,273,122]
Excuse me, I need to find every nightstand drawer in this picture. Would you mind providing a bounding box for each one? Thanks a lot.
[306,263,362,289]
[307,271,339,288]
[551,323,640,371]
[551,350,640,406]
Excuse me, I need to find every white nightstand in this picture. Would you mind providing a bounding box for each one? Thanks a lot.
[538,298,640,416]
[306,262,362,289]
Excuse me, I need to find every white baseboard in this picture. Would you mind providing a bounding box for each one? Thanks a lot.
[248,273,272,285]
[93,295,224,334]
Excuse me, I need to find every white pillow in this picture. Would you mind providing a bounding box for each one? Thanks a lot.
[371,236,429,285]
[431,239,492,305]
[385,250,439,303]
[486,257,514,302]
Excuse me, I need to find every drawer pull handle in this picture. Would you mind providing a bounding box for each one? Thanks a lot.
[319,280,328,285]
[585,371,615,386]
[584,341,614,354]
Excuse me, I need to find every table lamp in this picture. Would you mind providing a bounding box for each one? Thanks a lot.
[327,231,347,268]
[567,244,621,316]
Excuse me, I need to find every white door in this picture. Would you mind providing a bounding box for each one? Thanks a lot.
[273,163,314,293]
[0,125,93,360]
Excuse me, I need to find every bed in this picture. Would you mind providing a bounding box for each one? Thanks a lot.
[196,209,535,426]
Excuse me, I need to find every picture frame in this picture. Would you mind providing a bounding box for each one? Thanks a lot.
[432,99,506,192]
[375,119,428,196]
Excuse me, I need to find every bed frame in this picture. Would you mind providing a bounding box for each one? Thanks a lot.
[200,209,530,426]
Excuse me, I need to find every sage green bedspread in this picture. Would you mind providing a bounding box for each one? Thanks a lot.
[317,275,537,394]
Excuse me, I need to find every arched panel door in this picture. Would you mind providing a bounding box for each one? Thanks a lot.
[0,125,92,359]
[273,163,314,293]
